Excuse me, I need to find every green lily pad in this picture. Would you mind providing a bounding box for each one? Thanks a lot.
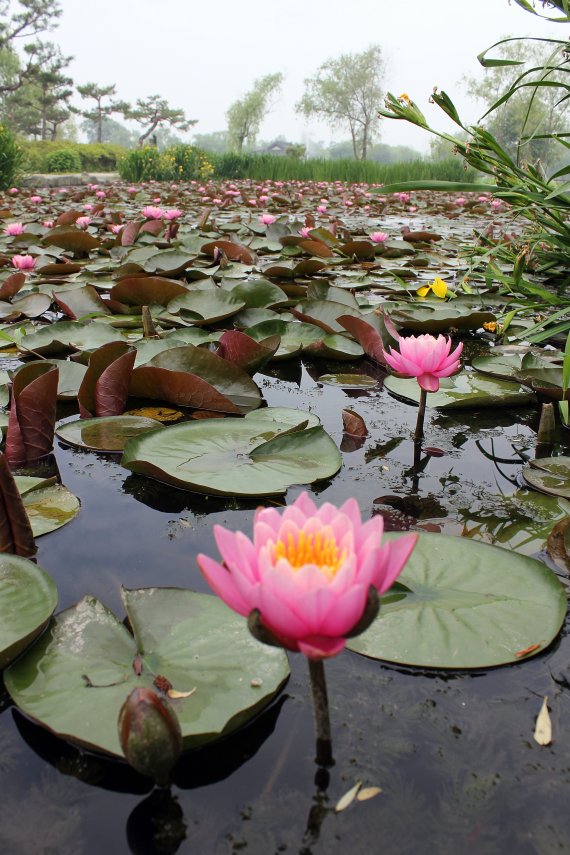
[18,321,123,355]
[293,300,363,334]
[522,457,570,499]
[16,477,81,536]
[348,533,566,669]
[384,372,536,409]
[121,407,340,496]
[12,358,87,401]
[386,305,495,333]
[167,290,245,325]
[5,588,289,757]
[318,373,378,388]
[220,278,288,309]
[246,319,325,360]
[303,335,364,361]
[56,415,164,452]
[0,554,57,669]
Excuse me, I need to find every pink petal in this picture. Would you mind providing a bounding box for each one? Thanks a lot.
[317,583,368,635]
[298,636,346,659]
[373,533,418,593]
[295,586,337,634]
[197,554,251,616]
[258,585,311,638]
[213,526,258,581]
[417,373,439,392]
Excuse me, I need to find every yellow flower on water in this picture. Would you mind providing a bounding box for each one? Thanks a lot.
[416,276,448,299]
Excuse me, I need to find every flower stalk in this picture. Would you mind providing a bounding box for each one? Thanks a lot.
[308,658,333,768]
[414,388,428,444]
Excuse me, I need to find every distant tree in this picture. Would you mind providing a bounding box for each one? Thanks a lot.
[3,41,73,138]
[76,82,129,143]
[125,95,196,147]
[226,72,283,152]
[192,130,229,154]
[296,45,385,160]
[428,133,469,161]
[81,116,136,147]
[0,0,62,95]
[80,115,135,146]
[285,142,306,159]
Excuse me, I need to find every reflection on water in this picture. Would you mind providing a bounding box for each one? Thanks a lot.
[4,352,569,853]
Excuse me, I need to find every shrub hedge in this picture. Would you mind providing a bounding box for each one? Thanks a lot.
[19,140,126,173]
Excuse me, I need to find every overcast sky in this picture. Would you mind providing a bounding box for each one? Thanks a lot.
[53,0,563,152]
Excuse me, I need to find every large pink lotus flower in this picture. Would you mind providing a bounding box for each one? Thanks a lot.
[383,333,463,392]
[198,492,417,660]
[11,254,36,271]
[4,223,24,236]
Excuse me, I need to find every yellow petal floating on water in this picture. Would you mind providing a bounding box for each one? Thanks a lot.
[431,277,448,298]
[335,781,362,812]
[533,696,552,746]
[356,786,383,802]
[416,286,430,297]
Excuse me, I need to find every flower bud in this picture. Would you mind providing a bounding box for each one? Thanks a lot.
[118,687,182,786]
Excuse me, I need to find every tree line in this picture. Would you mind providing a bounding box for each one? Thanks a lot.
[0,1,566,169]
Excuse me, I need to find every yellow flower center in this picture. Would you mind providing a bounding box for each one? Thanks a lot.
[273,530,346,580]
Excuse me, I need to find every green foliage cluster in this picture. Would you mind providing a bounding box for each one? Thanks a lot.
[0,123,24,189]
[211,152,475,184]
[19,140,126,173]
[118,144,214,182]
[44,147,81,173]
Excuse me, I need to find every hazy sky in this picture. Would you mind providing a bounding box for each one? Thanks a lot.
[52,0,563,152]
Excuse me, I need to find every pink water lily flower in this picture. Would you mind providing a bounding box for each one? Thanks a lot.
[142,206,164,220]
[370,231,388,243]
[76,216,91,230]
[383,333,463,392]
[164,208,183,220]
[259,213,276,225]
[198,492,417,660]
[3,223,24,236]
[11,254,36,270]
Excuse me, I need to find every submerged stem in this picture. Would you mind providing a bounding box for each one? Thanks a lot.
[308,658,334,768]
[414,388,428,443]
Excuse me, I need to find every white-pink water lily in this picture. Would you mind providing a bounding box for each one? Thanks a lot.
[383,333,463,392]
[198,492,417,660]
[3,223,24,236]
[11,254,36,271]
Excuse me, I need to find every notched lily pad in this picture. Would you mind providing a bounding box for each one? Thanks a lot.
[56,415,164,452]
[522,457,570,499]
[318,373,378,388]
[0,554,57,669]
[348,533,566,668]
[5,588,289,757]
[384,372,536,409]
[16,475,81,536]
[121,407,340,496]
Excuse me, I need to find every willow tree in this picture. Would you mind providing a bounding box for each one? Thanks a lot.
[296,45,385,161]
[226,72,283,152]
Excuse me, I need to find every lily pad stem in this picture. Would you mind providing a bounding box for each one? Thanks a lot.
[414,388,428,444]
[308,658,334,768]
